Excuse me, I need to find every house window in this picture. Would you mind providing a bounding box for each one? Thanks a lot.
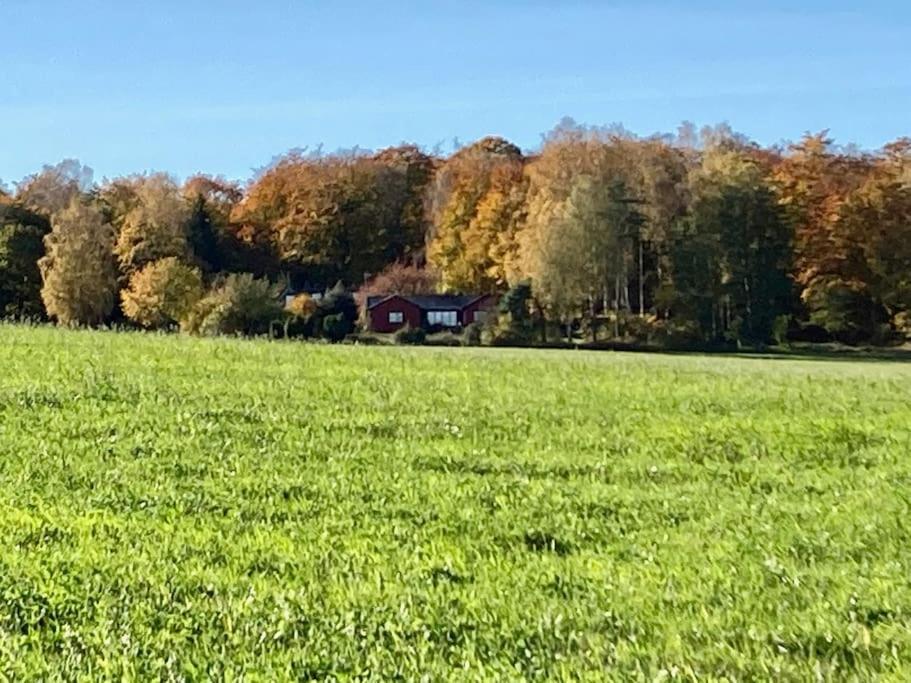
[388,311,404,324]
[473,310,488,324]
[427,310,458,327]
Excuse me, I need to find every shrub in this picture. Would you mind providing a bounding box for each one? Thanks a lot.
[649,318,704,349]
[312,282,357,340]
[121,257,203,329]
[321,313,350,342]
[804,280,888,345]
[894,312,911,340]
[772,315,791,346]
[346,332,390,346]
[490,314,537,347]
[286,293,317,320]
[871,323,897,346]
[283,293,318,338]
[183,273,282,336]
[489,327,526,346]
[425,331,462,347]
[394,325,426,345]
[788,323,831,344]
[617,313,655,343]
[490,281,537,345]
[463,321,484,346]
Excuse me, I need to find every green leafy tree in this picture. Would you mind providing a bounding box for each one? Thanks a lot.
[493,280,536,343]
[0,203,50,318]
[312,281,357,340]
[184,195,222,273]
[183,273,282,336]
[519,125,647,339]
[372,145,436,261]
[182,175,244,273]
[678,148,793,343]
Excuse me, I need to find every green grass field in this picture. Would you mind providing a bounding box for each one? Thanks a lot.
[1,325,910,680]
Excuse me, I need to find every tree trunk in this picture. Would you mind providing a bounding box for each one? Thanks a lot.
[638,239,645,316]
[613,274,621,338]
[534,297,547,343]
[589,294,597,342]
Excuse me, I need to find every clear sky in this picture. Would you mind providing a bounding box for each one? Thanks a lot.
[2,0,910,185]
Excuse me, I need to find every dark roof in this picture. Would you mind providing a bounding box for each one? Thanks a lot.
[367,294,492,311]
[285,283,329,296]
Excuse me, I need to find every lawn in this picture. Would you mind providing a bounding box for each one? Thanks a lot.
[1,324,910,680]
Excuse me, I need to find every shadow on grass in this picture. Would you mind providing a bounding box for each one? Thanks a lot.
[488,339,911,364]
[722,346,911,364]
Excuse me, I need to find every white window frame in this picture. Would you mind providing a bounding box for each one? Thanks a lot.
[427,310,458,327]
[388,311,404,324]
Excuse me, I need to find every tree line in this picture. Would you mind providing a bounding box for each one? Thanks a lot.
[2,119,910,346]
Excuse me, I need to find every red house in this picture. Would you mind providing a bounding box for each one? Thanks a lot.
[366,294,498,333]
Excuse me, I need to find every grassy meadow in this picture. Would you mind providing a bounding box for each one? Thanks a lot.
[1,324,910,680]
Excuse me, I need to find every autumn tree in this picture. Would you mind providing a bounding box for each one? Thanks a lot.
[458,163,528,291]
[772,133,873,340]
[98,175,143,229]
[113,174,192,276]
[235,149,430,287]
[632,138,691,315]
[518,125,645,336]
[4,125,911,346]
[834,143,911,338]
[867,142,911,323]
[518,186,589,337]
[16,159,94,217]
[528,173,643,340]
[121,257,204,329]
[39,199,117,326]
[427,137,525,292]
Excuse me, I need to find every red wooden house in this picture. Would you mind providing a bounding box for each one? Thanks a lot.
[365,294,498,333]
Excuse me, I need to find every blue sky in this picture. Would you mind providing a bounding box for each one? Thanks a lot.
[2,0,910,184]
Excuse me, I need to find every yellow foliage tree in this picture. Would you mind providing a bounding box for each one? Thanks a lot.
[426,137,525,292]
[39,199,117,326]
[113,174,191,276]
[121,257,204,329]
[286,293,317,319]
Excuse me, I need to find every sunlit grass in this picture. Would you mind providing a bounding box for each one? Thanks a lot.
[1,324,910,679]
